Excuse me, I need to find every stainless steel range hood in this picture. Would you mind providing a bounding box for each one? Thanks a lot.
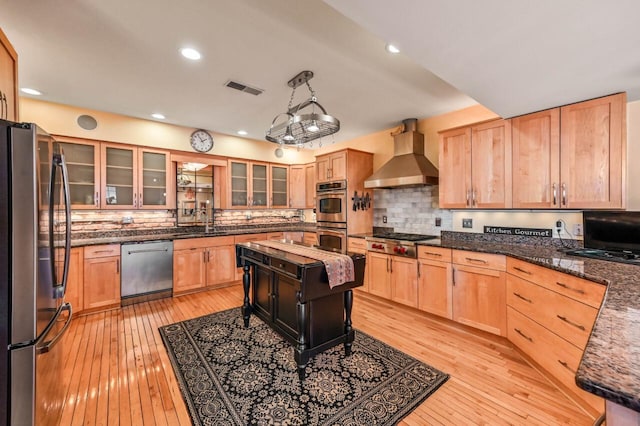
[364,118,438,189]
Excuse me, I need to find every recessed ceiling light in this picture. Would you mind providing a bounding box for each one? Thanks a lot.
[237,130,248,136]
[151,113,166,120]
[385,44,400,54]
[180,47,201,60]
[21,87,42,95]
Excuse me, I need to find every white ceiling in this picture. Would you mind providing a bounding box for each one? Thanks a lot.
[1,0,639,146]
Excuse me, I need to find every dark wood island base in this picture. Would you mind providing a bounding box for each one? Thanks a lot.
[236,242,365,379]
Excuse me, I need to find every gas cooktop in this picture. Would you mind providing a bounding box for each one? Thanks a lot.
[370,232,438,242]
[565,248,640,265]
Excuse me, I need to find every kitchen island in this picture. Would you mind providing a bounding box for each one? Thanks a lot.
[235,240,365,379]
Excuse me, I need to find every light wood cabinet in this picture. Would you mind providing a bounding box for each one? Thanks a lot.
[560,93,625,209]
[303,232,317,246]
[289,165,306,208]
[228,160,269,208]
[439,119,512,209]
[417,246,452,319]
[505,256,605,414]
[270,164,288,208]
[511,108,561,208]
[101,144,173,209]
[83,245,121,311]
[451,249,506,336]
[173,236,236,294]
[305,163,316,208]
[512,93,626,209]
[316,151,347,182]
[347,237,369,292]
[283,231,303,242]
[367,251,417,306]
[0,28,18,121]
[54,136,101,209]
[60,247,84,314]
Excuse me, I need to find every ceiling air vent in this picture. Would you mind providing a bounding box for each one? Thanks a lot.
[224,80,264,96]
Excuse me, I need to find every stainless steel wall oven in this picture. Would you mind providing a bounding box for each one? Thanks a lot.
[316,180,347,224]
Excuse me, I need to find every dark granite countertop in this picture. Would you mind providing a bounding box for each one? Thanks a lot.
[418,232,640,413]
[70,224,316,248]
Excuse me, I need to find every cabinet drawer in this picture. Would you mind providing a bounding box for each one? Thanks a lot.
[234,233,264,244]
[267,232,284,240]
[348,237,367,251]
[84,244,120,259]
[270,257,300,278]
[507,307,603,412]
[418,246,452,262]
[507,274,598,349]
[452,250,505,271]
[174,236,234,250]
[303,232,317,246]
[507,257,605,308]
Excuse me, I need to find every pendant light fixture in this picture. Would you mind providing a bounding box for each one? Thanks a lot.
[266,70,340,146]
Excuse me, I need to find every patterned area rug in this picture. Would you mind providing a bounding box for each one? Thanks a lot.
[159,308,449,425]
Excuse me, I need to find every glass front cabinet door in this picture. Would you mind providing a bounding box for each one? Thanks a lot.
[54,136,100,210]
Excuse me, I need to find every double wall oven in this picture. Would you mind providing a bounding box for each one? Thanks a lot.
[316,180,348,252]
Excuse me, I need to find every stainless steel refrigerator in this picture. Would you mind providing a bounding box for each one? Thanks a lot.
[1,119,72,426]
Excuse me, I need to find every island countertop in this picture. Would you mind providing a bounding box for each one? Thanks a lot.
[417,233,640,414]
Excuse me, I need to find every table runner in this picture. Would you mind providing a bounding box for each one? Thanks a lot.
[253,240,354,288]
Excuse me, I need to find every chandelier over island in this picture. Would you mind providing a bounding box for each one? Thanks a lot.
[266,70,340,147]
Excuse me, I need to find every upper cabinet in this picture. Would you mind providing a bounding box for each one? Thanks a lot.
[289,162,315,209]
[559,93,625,209]
[101,144,173,209]
[305,163,316,208]
[316,151,346,182]
[439,119,512,209]
[228,160,270,209]
[0,27,19,121]
[512,93,626,209]
[270,165,288,208]
[56,136,101,209]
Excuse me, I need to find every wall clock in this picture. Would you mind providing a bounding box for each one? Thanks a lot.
[190,129,214,152]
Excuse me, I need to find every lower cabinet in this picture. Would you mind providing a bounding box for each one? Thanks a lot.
[61,247,84,314]
[367,251,417,306]
[417,246,453,319]
[83,244,121,311]
[506,257,605,414]
[173,236,236,295]
[451,250,507,336]
[303,232,317,246]
[347,238,368,292]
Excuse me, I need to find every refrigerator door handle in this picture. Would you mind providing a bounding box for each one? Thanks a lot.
[36,302,72,354]
[49,152,72,298]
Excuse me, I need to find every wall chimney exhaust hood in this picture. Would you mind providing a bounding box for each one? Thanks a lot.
[364,118,438,189]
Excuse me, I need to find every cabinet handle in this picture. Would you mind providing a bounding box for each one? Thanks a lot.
[465,257,488,264]
[513,266,532,275]
[561,182,567,206]
[203,251,207,263]
[386,258,389,272]
[390,258,393,273]
[557,359,571,370]
[513,292,533,303]
[95,192,99,207]
[133,193,137,208]
[555,281,585,295]
[466,189,471,207]
[139,193,143,207]
[207,250,211,262]
[472,188,477,207]
[116,259,120,274]
[417,262,421,278]
[94,249,113,254]
[514,328,533,342]
[423,251,442,257]
[552,183,557,206]
[556,315,586,331]
[452,268,456,286]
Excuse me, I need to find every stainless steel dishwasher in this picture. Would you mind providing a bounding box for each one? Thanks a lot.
[121,240,173,306]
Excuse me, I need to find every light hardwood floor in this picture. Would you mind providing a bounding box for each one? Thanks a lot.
[58,285,596,425]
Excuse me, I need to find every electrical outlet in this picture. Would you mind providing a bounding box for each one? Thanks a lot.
[462,218,473,228]
[382,215,387,223]
[573,223,583,236]
[435,217,442,227]
[121,216,134,224]
[556,220,563,236]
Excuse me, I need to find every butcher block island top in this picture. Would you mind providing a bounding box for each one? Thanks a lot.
[235,240,365,379]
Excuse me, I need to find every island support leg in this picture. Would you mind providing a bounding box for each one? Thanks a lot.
[295,293,309,380]
[344,289,354,355]
[242,264,252,327]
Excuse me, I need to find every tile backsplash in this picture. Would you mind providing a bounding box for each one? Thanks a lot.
[373,186,452,236]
